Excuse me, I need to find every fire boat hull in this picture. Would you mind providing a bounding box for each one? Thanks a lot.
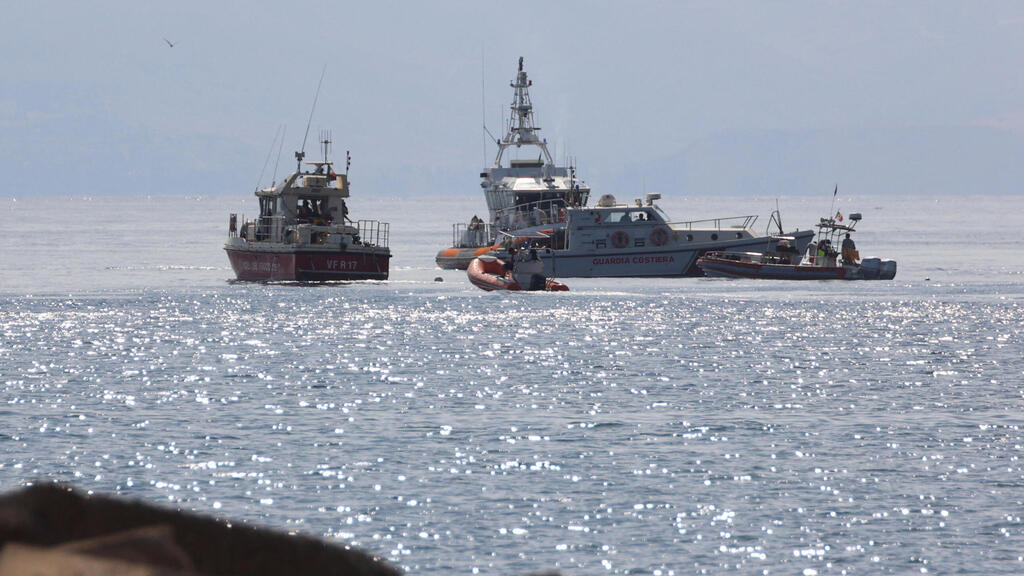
[226,246,390,282]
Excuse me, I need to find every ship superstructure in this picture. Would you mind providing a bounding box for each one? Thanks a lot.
[225,135,390,282]
[436,57,590,269]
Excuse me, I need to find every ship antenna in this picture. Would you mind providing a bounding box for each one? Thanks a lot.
[569,161,576,206]
[775,198,783,233]
[255,124,283,191]
[828,184,838,223]
[481,46,487,167]
[320,129,331,163]
[272,125,287,187]
[478,49,499,166]
[479,49,499,163]
[297,64,327,170]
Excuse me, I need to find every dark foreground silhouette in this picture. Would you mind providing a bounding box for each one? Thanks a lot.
[0,483,400,575]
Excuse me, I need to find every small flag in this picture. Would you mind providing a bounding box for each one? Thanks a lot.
[833,185,837,197]
[836,211,843,222]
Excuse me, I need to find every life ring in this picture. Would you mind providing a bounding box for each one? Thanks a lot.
[650,227,670,246]
[610,230,630,249]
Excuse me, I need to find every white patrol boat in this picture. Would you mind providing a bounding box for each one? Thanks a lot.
[435,57,591,269]
[498,193,814,278]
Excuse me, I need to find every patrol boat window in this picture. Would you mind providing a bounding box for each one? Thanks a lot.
[603,211,633,223]
[602,210,656,223]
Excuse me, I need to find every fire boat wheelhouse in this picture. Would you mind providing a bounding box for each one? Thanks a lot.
[225,135,390,282]
[492,193,815,278]
[435,57,591,270]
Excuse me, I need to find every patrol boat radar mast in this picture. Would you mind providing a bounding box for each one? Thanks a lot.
[435,57,591,269]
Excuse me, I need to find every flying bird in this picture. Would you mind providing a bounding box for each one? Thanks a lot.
[163,38,176,48]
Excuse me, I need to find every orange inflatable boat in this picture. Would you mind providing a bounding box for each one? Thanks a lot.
[467,256,569,292]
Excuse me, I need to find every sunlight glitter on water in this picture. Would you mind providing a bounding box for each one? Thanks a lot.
[2,282,1023,573]
[2,192,1024,574]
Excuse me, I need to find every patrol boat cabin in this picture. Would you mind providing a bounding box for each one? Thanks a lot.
[501,193,814,278]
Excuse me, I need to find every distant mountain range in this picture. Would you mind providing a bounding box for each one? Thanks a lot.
[597,125,1024,198]
[3,125,1020,198]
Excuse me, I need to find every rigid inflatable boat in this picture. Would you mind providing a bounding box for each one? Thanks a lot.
[467,256,569,292]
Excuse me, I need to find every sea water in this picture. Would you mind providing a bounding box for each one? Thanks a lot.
[1,194,1023,575]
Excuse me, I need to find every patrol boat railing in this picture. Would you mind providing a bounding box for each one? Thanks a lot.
[450,222,496,248]
[668,214,758,231]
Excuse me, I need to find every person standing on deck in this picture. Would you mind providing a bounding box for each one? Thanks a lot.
[842,233,857,265]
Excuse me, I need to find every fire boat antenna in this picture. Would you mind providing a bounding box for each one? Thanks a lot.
[272,124,287,188]
[345,150,351,177]
[320,129,331,164]
[297,65,327,170]
[255,124,284,191]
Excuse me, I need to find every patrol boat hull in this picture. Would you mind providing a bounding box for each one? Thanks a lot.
[540,235,812,278]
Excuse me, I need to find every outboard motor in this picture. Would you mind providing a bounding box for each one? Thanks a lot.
[879,260,897,280]
[860,258,881,279]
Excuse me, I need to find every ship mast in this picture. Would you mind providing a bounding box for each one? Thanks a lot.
[493,57,554,168]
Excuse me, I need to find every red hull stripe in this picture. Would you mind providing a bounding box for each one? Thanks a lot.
[226,249,389,281]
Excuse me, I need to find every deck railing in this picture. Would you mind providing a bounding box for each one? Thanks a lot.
[493,198,569,229]
[450,222,495,248]
[233,215,279,242]
[668,214,758,231]
[231,215,389,247]
[357,220,389,248]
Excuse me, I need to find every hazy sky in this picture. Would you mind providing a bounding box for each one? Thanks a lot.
[3,1,1023,198]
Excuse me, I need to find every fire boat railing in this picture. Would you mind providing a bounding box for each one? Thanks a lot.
[230,214,389,247]
[668,214,758,231]
[232,215,279,242]
[357,220,389,248]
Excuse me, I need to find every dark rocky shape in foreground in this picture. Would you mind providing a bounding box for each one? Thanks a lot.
[0,483,400,576]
